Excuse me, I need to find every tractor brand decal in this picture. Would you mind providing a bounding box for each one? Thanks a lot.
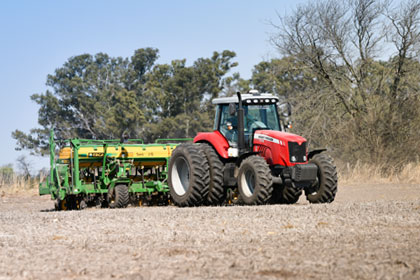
[254,134,281,145]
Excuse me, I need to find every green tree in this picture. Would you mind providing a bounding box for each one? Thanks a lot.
[13,49,238,154]
[251,57,316,98]
[13,48,159,154]
[142,50,238,141]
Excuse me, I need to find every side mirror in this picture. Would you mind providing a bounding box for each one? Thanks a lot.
[229,103,236,116]
[278,102,292,117]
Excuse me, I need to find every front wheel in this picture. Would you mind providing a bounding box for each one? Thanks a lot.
[305,153,338,203]
[271,184,302,204]
[237,155,273,205]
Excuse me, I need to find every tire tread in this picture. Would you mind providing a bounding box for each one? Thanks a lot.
[306,153,338,203]
[197,143,225,205]
[169,143,210,207]
[238,155,273,205]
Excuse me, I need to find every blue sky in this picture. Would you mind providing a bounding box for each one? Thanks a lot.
[0,0,305,172]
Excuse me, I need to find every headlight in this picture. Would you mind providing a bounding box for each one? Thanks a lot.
[291,156,297,162]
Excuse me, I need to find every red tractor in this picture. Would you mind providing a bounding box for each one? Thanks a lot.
[168,90,337,206]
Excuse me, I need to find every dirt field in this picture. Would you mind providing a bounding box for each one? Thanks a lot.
[1,183,419,280]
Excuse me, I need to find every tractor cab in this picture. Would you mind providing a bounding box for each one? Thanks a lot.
[212,90,290,148]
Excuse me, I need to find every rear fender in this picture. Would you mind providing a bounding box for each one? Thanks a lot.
[194,131,230,159]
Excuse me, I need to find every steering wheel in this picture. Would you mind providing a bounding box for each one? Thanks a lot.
[249,121,267,132]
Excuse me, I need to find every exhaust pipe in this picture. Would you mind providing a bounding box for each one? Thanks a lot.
[236,92,246,155]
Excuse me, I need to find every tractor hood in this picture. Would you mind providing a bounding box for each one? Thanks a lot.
[253,130,307,166]
[253,130,307,145]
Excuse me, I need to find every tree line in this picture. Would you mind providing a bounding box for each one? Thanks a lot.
[13,0,420,168]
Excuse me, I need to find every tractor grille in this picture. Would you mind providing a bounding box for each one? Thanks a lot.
[288,142,307,163]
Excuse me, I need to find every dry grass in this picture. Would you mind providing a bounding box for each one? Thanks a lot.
[337,161,420,184]
[0,174,40,196]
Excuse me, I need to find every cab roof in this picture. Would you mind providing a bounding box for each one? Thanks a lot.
[212,92,279,105]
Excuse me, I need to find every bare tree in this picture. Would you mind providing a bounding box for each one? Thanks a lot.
[272,0,386,117]
[386,0,420,100]
[16,155,32,179]
[269,0,420,165]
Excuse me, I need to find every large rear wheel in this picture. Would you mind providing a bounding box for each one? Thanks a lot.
[305,153,338,203]
[168,143,210,207]
[197,143,225,206]
[237,155,273,205]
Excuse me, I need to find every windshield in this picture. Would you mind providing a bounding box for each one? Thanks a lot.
[244,104,280,131]
[218,103,280,145]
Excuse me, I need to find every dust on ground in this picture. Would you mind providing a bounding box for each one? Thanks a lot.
[0,183,419,280]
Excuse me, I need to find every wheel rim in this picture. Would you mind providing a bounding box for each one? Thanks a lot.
[241,168,255,197]
[171,156,190,196]
[60,199,67,210]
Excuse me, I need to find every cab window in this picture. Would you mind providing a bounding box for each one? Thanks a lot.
[219,105,238,146]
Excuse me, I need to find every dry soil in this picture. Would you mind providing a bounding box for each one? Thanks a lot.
[0,183,419,280]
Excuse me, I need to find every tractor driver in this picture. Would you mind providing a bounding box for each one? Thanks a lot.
[220,105,267,147]
[220,116,238,146]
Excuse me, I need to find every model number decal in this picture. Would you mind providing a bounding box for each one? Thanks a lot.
[254,134,281,145]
